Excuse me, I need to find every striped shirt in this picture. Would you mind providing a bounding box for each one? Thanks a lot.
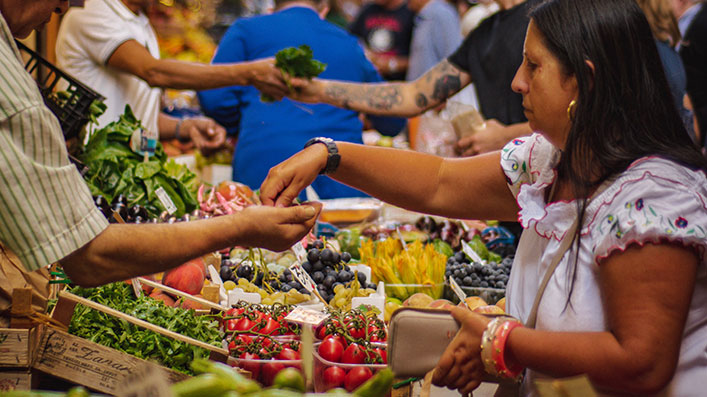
[0,12,108,272]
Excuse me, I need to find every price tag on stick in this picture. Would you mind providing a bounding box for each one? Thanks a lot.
[449,276,468,308]
[461,240,486,264]
[289,263,328,306]
[291,241,307,263]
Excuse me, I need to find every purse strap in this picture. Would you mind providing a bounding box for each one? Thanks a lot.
[524,179,613,329]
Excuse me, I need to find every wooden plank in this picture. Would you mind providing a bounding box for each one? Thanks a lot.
[33,326,188,395]
[0,328,35,367]
[57,291,229,360]
[9,288,33,329]
[136,277,229,311]
[0,370,33,391]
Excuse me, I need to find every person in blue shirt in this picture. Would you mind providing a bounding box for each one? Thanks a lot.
[198,0,406,200]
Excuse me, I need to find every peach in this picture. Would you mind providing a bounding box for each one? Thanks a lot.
[473,305,505,315]
[464,296,488,311]
[428,299,454,310]
[402,293,435,308]
[149,290,175,307]
[163,262,205,295]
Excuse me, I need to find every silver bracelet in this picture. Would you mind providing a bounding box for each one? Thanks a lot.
[174,118,188,142]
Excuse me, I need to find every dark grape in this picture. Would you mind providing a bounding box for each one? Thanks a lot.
[320,249,335,264]
[219,265,233,281]
[313,271,325,284]
[341,252,352,263]
[312,260,324,272]
[307,249,320,263]
[357,272,367,285]
[302,261,312,273]
[313,240,324,250]
[322,275,336,289]
[281,283,292,292]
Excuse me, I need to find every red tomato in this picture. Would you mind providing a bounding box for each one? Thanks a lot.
[257,318,281,336]
[226,319,238,332]
[234,317,255,332]
[227,334,252,354]
[260,361,285,386]
[347,323,365,340]
[277,347,300,361]
[238,352,261,380]
[344,366,373,392]
[323,334,347,349]
[316,324,328,340]
[366,347,387,364]
[318,338,345,363]
[341,343,366,364]
[322,366,346,390]
[255,336,273,348]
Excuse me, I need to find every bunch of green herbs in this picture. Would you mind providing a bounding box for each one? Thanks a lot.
[79,105,198,218]
[68,283,223,375]
[261,44,327,102]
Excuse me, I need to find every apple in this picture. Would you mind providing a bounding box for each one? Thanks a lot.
[473,305,505,315]
[464,296,488,311]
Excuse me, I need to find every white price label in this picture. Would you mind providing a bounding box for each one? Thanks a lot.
[291,241,307,263]
[284,306,329,327]
[155,186,177,215]
[461,240,485,264]
[449,276,468,308]
[289,263,317,293]
[116,363,171,397]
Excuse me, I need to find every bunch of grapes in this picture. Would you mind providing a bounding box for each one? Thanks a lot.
[445,251,513,290]
[94,194,149,223]
[300,240,376,303]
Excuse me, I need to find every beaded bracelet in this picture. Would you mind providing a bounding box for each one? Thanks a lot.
[480,316,524,379]
[174,118,189,143]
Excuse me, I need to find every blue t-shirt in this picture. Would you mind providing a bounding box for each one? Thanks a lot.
[198,7,405,199]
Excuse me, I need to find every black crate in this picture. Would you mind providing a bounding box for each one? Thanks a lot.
[16,40,105,140]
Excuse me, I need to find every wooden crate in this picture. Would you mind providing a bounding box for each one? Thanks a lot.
[0,327,36,368]
[0,370,34,391]
[33,325,189,395]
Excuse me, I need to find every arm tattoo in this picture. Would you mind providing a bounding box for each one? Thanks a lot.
[324,84,403,111]
[432,74,461,102]
[416,93,429,108]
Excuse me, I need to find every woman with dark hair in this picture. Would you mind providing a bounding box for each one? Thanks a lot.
[260,0,707,395]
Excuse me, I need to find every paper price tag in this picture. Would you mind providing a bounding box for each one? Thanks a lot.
[155,186,177,215]
[289,263,317,293]
[116,363,171,397]
[130,279,143,298]
[461,240,485,264]
[396,227,408,252]
[291,241,307,263]
[129,127,158,157]
[284,306,329,327]
[448,276,468,307]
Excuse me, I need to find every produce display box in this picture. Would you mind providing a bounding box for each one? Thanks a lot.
[32,325,188,395]
[33,290,234,394]
[0,369,34,391]
[0,327,37,368]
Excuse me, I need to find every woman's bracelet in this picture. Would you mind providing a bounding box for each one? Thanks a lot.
[480,316,524,379]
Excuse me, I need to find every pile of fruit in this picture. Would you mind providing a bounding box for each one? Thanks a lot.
[446,252,512,290]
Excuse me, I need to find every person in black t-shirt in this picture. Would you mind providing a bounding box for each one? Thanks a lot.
[349,0,415,80]
[290,0,536,156]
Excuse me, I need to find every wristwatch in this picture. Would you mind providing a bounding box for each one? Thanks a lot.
[304,137,340,175]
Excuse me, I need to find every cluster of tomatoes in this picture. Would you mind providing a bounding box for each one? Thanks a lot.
[223,303,302,386]
[314,309,388,392]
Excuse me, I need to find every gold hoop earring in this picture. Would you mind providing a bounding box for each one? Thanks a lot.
[567,99,577,121]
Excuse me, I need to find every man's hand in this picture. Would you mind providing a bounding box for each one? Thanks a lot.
[247,58,292,101]
[180,117,227,154]
[431,307,490,395]
[233,203,322,252]
[260,144,328,208]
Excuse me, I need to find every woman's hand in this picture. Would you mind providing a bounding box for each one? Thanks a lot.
[260,144,328,208]
[232,202,322,251]
[432,306,491,395]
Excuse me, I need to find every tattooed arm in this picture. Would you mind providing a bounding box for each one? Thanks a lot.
[292,60,472,117]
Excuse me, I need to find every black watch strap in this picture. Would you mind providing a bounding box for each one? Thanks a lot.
[304,137,341,175]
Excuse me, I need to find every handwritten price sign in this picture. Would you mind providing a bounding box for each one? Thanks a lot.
[289,263,328,305]
[449,276,468,308]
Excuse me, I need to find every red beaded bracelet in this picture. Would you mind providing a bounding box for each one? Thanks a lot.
[491,319,524,378]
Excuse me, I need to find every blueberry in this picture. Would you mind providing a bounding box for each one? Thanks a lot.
[463,276,473,286]
[480,281,489,288]
[453,269,461,278]
[454,251,466,263]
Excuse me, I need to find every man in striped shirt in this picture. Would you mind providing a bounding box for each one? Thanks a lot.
[0,0,321,287]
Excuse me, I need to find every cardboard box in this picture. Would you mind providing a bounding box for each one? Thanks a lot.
[0,328,36,368]
[33,326,188,394]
